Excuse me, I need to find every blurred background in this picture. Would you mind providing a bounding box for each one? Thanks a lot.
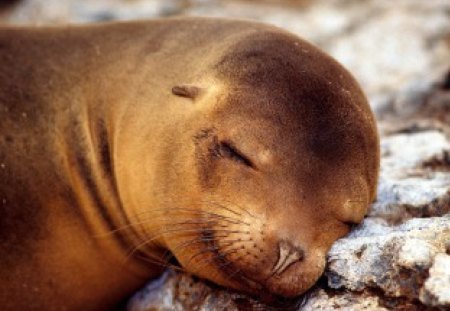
[1,0,449,123]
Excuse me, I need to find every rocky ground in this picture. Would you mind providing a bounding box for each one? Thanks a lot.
[2,0,450,310]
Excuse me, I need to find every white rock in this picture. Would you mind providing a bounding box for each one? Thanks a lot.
[380,131,450,175]
[420,253,450,307]
[397,239,437,267]
[371,131,450,219]
[327,215,450,298]
[301,289,388,311]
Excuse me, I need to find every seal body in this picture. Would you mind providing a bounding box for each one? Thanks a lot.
[0,18,379,310]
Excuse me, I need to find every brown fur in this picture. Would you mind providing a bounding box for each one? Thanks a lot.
[0,17,379,310]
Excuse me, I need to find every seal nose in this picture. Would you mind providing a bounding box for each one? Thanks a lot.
[272,240,305,276]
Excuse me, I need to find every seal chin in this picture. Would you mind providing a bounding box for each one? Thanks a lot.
[214,244,327,298]
[263,260,325,298]
[188,218,329,298]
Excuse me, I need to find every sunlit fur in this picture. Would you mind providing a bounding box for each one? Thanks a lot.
[0,17,379,311]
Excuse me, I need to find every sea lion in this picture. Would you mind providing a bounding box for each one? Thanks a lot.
[0,17,379,311]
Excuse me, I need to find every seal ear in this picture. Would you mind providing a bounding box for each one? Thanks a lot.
[172,84,202,100]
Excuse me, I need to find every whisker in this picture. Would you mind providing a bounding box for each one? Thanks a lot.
[220,252,254,283]
[126,226,248,264]
[181,227,251,268]
[123,227,203,265]
[159,232,236,265]
[209,198,259,219]
[161,236,216,262]
[193,248,240,273]
[164,236,252,263]
[119,244,176,271]
[134,253,185,272]
[227,268,244,286]
[161,220,226,228]
[185,245,222,269]
[213,253,244,283]
[189,247,235,271]
[96,209,250,239]
[136,207,252,226]
[200,200,243,217]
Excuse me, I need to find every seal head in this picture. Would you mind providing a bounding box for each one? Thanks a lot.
[147,29,379,298]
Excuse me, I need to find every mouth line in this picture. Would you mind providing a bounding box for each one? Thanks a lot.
[198,227,308,302]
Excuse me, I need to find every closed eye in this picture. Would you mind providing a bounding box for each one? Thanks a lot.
[219,141,254,168]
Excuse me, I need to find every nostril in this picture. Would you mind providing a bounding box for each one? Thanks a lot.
[292,244,305,260]
[272,240,305,276]
[280,240,305,259]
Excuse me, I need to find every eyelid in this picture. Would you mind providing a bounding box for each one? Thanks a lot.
[219,141,255,168]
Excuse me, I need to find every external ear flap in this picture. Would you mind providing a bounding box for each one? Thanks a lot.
[172,84,202,99]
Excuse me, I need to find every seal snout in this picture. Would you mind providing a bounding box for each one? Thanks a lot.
[271,240,304,276]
